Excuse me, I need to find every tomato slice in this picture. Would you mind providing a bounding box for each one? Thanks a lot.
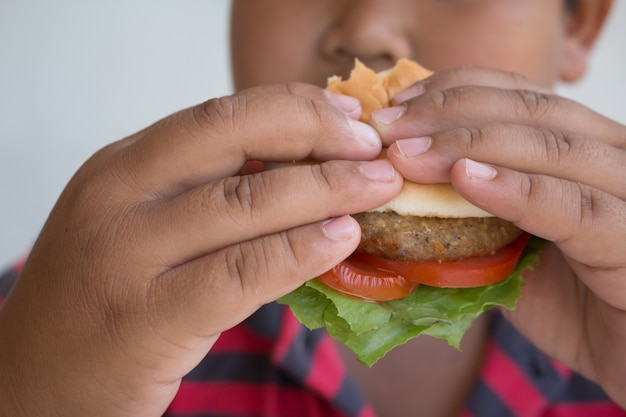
[318,233,531,300]
[318,257,419,301]
[382,233,530,288]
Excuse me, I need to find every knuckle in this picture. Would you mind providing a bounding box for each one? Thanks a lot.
[538,127,572,164]
[282,234,311,285]
[425,87,468,117]
[575,183,600,230]
[506,71,533,90]
[309,163,336,194]
[427,89,455,113]
[223,245,257,298]
[516,174,535,222]
[513,89,556,120]
[429,67,467,89]
[571,186,626,267]
[225,246,249,285]
[278,232,303,271]
[457,126,486,152]
[298,96,330,130]
[193,95,247,136]
[219,175,258,223]
[284,81,319,99]
[284,82,302,98]
[225,234,300,299]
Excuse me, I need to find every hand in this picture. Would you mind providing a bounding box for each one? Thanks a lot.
[0,84,402,416]
[371,67,626,407]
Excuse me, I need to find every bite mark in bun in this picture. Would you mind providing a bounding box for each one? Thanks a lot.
[327,58,433,122]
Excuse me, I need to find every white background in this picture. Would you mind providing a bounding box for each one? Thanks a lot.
[1,1,625,268]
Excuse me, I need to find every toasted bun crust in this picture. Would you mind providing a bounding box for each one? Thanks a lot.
[327,59,492,218]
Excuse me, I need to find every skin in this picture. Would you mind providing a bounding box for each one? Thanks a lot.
[0,0,624,415]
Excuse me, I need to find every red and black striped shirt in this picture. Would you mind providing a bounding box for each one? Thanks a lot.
[1,262,624,417]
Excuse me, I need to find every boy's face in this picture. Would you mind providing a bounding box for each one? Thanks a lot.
[230,0,575,91]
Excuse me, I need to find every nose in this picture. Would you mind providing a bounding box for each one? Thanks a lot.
[320,0,414,74]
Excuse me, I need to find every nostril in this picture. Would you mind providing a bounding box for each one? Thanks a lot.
[318,4,413,72]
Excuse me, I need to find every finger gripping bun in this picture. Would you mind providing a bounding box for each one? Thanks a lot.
[328,59,492,219]
[327,58,433,122]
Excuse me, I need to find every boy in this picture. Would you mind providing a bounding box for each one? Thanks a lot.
[0,0,625,415]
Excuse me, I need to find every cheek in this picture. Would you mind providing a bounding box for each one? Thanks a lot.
[230,3,328,91]
[478,21,563,84]
[420,7,565,85]
[231,29,298,89]
[456,31,561,84]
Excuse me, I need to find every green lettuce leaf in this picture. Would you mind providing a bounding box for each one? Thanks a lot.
[278,236,548,366]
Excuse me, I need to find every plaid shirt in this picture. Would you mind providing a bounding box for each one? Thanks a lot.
[1,261,624,417]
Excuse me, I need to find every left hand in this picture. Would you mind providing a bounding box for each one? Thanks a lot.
[370,67,626,407]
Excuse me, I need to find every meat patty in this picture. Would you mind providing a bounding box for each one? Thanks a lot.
[354,212,523,262]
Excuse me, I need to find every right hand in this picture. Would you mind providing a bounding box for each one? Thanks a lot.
[0,83,402,416]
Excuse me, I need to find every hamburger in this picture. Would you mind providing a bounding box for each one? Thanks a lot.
[278,59,546,366]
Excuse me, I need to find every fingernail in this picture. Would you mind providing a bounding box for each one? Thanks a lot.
[394,137,432,158]
[324,91,361,115]
[348,118,381,147]
[371,105,406,125]
[392,84,425,104]
[359,159,396,182]
[322,216,356,241]
[465,159,497,180]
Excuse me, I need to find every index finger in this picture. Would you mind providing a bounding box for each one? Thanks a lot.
[387,66,625,152]
[391,66,552,105]
[374,84,626,150]
[97,83,381,199]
